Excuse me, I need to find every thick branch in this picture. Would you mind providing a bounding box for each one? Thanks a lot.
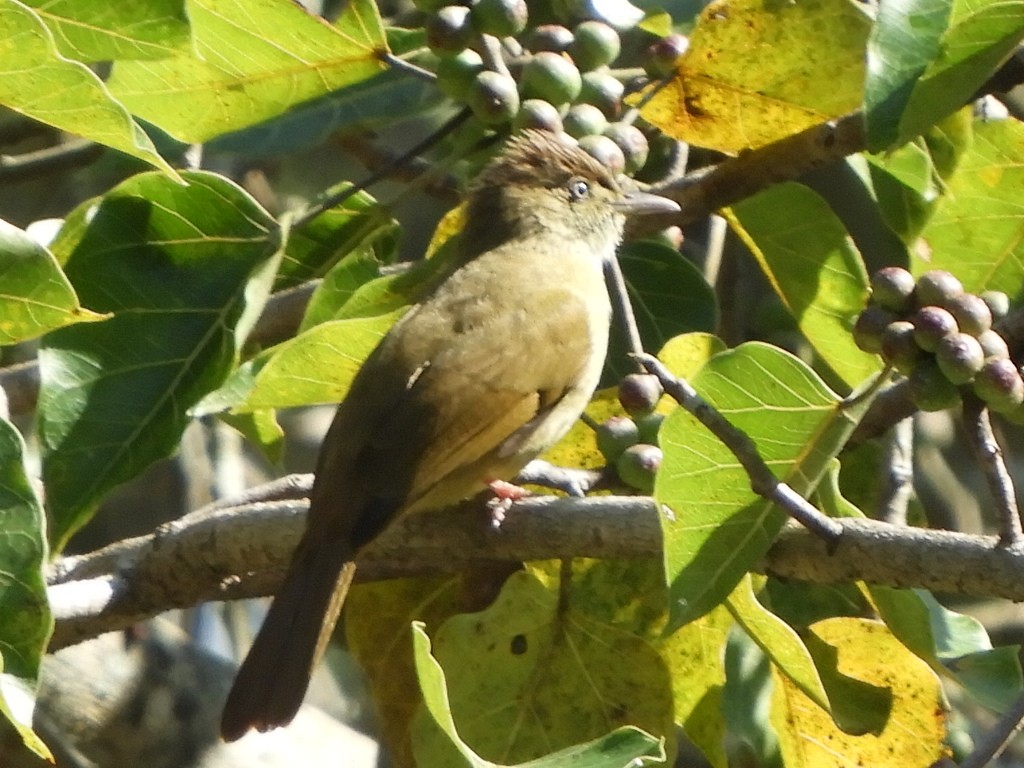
[47,479,1024,652]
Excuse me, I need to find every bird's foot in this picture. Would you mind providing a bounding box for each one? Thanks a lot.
[487,480,531,528]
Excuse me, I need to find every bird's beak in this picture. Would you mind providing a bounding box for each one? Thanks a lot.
[611,190,680,216]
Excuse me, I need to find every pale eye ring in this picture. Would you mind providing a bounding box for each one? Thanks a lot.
[568,178,590,202]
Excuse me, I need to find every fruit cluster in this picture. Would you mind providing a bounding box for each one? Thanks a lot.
[596,373,665,493]
[421,0,687,174]
[854,267,1019,415]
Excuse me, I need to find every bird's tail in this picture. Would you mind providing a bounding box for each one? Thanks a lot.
[220,539,356,742]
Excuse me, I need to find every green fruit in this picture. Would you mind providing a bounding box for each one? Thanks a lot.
[616,443,663,493]
[603,122,648,173]
[436,49,485,100]
[466,71,520,125]
[977,329,1010,360]
[644,33,688,77]
[636,412,664,445]
[973,358,1024,413]
[647,226,683,250]
[527,24,574,53]
[512,99,563,133]
[570,21,621,71]
[853,305,898,354]
[595,416,639,462]
[914,269,963,308]
[870,266,916,314]
[935,332,985,385]
[944,292,992,336]
[912,305,958,353]
[521,51,583,106]
[981,290,1011,321]
[578,133,625,173]
[618,373,664,416]
[471,0,528,38]
[563,103,608,138]
[880,320,925,374]
[909,359,962,412]
[578,71,624,119]
[426,5,474,54]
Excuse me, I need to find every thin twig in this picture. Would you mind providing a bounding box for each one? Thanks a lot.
[876,417,914,525]
[963,393,1023,547]
[290,108,471,232]
[957,691,1024,768]
[0,139,105,183]
[635,352,844,542]
[379,51,437,82]
[477,34,512,78]
[604,257,645,367]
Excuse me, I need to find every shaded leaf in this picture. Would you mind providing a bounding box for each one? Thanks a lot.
[39,172,279,549]
[637,0,870,154]
[0,417,52,761]
[0,1,176,174]
[725,183,877,389]
[108,0,389,142]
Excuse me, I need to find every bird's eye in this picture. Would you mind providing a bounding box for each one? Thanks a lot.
[568,178,590,202]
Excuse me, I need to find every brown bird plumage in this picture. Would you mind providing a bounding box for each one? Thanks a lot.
[220,130,679,741]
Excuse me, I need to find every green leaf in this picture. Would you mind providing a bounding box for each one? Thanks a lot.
[108,0,389,142]
[656,342,876,631]
[21,0,191,61]
[416,572,669,766]
[864,0,952,151]
[278,185,397,293]
[0,219,106,345]
[0,416,52,762]
[726,183,877,390]
[605,240,717,382]
[898,0,1024,144]
[918,118,1024,295]
[0,1,177,175]
[38,171,279,550]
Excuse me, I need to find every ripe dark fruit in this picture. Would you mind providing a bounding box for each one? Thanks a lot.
[909,359,962,412]
[563,103,608,138]
[466,71,520,125]
[616,443,663,493]
[944,293,992,336]
[578,134,625,173]
[436,49,485,99]
[528,24,574,53]
[426,5,474,54]
[981,290,1010,321]
[570,21,621,71]
[578,71,625,119]
[521,51,583,105]
[644,33,688,77]
[595,415,639,462]
[912,305,958,353]
[974,359,1024,413]
[853,305,898,354]
[619,373,664,416]
[977,329,1010,361]
[471,0,528,38]
[512,99,563,133]
[604,122,649,173]
[870,266,916,314]
[914,269,964,308]
[880,320,924,374]
[935,332,985,385]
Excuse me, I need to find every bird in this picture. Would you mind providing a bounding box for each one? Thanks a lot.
[220,129,680,741]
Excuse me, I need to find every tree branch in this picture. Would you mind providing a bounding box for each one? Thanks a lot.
[46,478,1024,653]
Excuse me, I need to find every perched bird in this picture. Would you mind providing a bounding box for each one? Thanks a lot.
[220,129,679,741]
